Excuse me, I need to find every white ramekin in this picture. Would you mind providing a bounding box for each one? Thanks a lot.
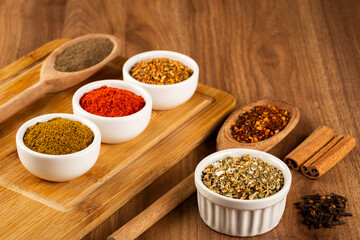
[195,148,292,237]
[122,50,199,110]
[72,80,152,144]
[16,113,101,182]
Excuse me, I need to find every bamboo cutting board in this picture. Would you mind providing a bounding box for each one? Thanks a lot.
[0,39,235,239]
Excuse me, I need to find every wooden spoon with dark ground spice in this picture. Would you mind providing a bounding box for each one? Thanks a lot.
[0,33,120,124]
[217,99,300,151]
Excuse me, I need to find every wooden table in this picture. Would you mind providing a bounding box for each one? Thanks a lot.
[0,0,359,239]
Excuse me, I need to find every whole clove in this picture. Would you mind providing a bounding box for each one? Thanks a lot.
[295,193,352,229]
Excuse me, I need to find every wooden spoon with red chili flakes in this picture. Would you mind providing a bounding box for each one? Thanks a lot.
[217,99,300,152]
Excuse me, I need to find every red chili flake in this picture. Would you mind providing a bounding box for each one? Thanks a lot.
[80,86,146,117]
[231,105,290,143]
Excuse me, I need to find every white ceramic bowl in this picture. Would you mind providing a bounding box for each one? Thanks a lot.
[195,148,292,237]
[72,80,152,144]
[122,50,199,110]
[16,113,101,182]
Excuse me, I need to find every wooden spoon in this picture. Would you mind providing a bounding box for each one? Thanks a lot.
[217,99,300,152]
[0,33,121,124]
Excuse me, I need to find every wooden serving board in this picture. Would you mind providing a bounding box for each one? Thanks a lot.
[0,39,235,239]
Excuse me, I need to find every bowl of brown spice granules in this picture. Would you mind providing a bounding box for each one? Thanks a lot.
[16,113,101,182]
[195,148,292,237]
[123,50,199,110]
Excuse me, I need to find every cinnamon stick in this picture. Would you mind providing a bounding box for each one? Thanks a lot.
[284,125,334,170]
[301,135,343,174]
[305,136,356,179]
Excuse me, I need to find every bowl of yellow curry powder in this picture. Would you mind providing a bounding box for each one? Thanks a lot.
[16,113,101,182]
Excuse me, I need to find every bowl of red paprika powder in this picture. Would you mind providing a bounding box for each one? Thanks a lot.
[123,50,199,110]
[72,80,152,144]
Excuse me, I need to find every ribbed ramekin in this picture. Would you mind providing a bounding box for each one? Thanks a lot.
[195,148,292,237]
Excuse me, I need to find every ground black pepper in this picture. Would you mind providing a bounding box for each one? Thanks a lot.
[54,38,113,72]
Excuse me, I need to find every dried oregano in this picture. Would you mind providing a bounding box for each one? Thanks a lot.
[202,154,284,200]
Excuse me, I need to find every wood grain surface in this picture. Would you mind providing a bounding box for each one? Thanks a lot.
[0,0,359,239]
[0,34,120,124]
[0,40,235,239]
[0,38,215,212]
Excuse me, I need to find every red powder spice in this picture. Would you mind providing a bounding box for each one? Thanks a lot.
[80,86,146,117]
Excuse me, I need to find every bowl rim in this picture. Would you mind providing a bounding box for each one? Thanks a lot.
[16,113,101,159]
[122,50,199,89]
[72,79,153,120]
[195,148,292,206]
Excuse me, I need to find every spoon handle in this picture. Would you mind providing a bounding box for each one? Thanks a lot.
[0,81,49,124]
[107,172,195,240]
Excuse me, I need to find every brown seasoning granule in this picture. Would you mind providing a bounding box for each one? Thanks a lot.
[129,57,193,85]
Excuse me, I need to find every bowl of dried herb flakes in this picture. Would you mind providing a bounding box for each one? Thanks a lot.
[194,148,292,237]
[123,50,199,110]
[16,113,101,182]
